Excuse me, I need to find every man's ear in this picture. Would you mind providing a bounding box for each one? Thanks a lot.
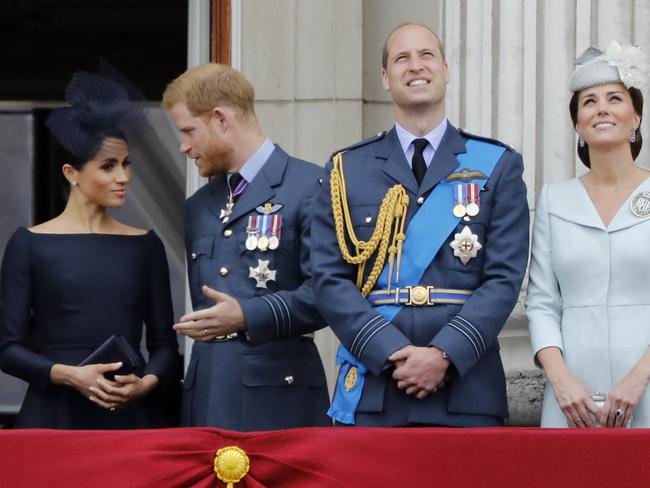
[211,106,229,130]
[381,68,390,92]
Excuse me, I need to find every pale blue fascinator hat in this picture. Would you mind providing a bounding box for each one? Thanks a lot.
[569,41,650,93]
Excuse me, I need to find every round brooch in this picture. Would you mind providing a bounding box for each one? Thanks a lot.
[214,446,250,487]
[631,191,650,218]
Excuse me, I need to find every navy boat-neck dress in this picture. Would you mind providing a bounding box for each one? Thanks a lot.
[0,227,178,429]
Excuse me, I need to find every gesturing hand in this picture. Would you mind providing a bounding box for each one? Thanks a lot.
[173,285,245,341]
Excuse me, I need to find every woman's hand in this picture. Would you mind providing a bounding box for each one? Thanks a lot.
[548,371,600,428]
[602,372,648,428]
[537,347,600,428]
[93,373,159,407]
[50,362,124,409]
[601,350,650,427]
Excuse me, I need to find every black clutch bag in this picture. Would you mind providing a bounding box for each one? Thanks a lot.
[78,335,143,380]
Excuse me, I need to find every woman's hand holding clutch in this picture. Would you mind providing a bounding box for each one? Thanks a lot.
[602,357,650,428]
[91,373,159,410]
[548,371,600,428]
[537,347,601,428]
[50,362,125,409]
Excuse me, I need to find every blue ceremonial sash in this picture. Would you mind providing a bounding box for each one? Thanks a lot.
[328,139,506,424]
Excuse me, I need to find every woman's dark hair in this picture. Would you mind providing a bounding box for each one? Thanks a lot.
[569,86,644,168]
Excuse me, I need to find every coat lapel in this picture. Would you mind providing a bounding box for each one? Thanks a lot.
[547,179,605,230]
[225,145,287,224]
[377,124,467,197]
[206,176,230,219]
[418,124,465,196]
[607,176,650,232]
[377,128,419,196]
[547,177,650,232]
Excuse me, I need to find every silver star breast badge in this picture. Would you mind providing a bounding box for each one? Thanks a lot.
[249,259,277,288]
[449,225,483,265]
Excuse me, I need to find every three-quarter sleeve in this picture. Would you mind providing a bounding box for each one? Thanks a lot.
[142,232,179,387]
[525,184,564,361]
[0,228,56,386]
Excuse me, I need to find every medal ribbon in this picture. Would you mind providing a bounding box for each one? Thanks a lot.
[454,183,465,208]
[469,183,479,207]
[271,214,282,240]
[260,214,270,239]
[232,178,248,199]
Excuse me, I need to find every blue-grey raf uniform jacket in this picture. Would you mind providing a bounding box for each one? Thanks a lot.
[311,124,529,426]
[182,145,330,431]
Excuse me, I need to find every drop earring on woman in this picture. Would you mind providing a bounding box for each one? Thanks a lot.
[630,128,637,143]
[579,134,585,147]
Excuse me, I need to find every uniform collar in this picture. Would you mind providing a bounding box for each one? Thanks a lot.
[394,118,448,155]
[235,137,275,184]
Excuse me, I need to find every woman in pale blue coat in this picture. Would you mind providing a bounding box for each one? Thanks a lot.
[526,42,650,428]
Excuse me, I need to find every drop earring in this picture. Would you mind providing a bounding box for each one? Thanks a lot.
[578,134,585,148]
[630,128,637,143]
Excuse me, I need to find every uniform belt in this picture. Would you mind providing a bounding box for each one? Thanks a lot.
[213,332,241,342]
[212,332,316,342]
[367,285,474,306]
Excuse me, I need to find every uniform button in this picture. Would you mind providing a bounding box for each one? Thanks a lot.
[417,196,424,205]
[223,229,233,238]
[219,267,229,276]
[191,252,197,260]
[284,375,294,385]
[365,216,373,224]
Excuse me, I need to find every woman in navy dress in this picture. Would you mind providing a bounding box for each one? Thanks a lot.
[0,70,178,429]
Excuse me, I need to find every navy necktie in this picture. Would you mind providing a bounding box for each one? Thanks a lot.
[412,138,428,186]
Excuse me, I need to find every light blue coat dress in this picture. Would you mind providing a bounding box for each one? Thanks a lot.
[526,177,650,427]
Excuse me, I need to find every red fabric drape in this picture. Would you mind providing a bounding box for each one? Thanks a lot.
[0,427,645,487]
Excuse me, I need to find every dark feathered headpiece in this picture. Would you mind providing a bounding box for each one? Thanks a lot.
[46,63,145,161]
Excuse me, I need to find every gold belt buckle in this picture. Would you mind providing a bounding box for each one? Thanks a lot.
[406,285,432,306]
[216,332,239,341]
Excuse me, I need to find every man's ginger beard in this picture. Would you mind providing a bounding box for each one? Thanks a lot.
[196,135,236,178]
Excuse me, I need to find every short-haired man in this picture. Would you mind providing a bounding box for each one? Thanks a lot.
[163,64,330,430]
[311,23,529,427]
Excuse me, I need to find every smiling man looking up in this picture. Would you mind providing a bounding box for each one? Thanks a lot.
[311,23,530,427]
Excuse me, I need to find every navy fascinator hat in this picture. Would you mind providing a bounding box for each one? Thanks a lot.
[46,64,146,162]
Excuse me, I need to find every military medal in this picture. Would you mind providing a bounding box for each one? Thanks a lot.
[449,225,483,265]
[220,201,235,223]
[631,191,650,217]
[466,183,480,217]
[344,366,358,391]
[452,183,466,218]
[257,235,269,251]
[245,235,258,251]
[257,214,270,251]
[268,236,279,250]
[245,215,259,251]
[249,259,277,288]
[268,214,282,250]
